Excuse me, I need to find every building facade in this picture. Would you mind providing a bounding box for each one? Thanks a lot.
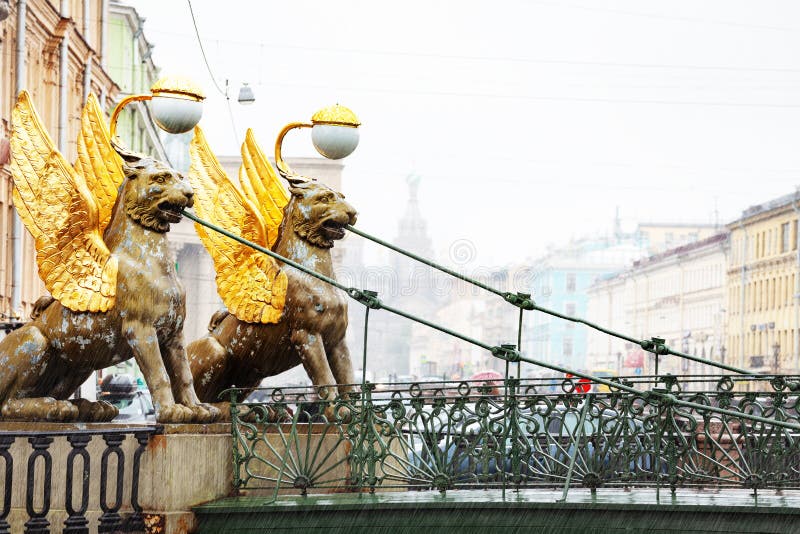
[635,222,720,255]
[587,233,729,376]
[106,0,166,159]
[526,237,644,371]
[0,0,120,322]
[727,192,800,374]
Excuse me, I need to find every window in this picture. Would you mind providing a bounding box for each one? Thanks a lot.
[566,273,576,292]
[774,228,779,255]
[783,222,791,253]
[565,303,576,328]
[563,337,573,357]
[767,231,771,255]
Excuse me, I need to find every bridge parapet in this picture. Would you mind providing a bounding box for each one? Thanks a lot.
[226,375,800,500]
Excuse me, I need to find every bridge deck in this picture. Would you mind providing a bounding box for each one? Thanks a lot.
[194,488,800,533]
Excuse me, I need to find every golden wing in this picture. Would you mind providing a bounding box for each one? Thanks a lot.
[239,128,289,247]
[10,91,117,313]
[73,93,124,233]
[188,126,287,324]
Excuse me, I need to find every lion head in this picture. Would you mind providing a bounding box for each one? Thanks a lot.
[116,149,194,233]
[288,181,357,248]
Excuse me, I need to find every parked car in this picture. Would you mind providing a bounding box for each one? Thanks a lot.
[404,402,658,482]
[99,374,156,423]
[107,390,156,423]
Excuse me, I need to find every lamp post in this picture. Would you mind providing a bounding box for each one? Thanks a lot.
[274,104,361,179]
[109,75,206,138]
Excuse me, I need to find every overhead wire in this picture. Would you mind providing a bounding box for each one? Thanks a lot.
[134,28,800,76]
[528,0,800,33]
[186,0,239,141]
[185,0,225,97]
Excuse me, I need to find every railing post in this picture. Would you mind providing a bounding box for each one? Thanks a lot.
[124,431,153,532]
[98,434,125,533]
[63,434,91,534]
[652,388,666,502]
[0,436,13,534]
[355,383,379,493]
[229,389,243,490]
[501,343,517,500]
[360,290,377,386]
[506,375,522,492]
[24,435,53,534]
[516,297,527,379]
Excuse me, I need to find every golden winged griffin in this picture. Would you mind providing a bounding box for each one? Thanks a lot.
[0,92,218,423]
[185,127,358,414]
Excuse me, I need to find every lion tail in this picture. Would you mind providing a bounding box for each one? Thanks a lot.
[208,308,230,332]
[30,296,56,320]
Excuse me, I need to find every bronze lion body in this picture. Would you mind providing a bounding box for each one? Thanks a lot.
[0,152,217,423]
[188,180,357,409]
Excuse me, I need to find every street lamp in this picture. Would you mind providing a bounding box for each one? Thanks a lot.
[274,104,361,179]
[109,75,206,138]
[237,83,256,105]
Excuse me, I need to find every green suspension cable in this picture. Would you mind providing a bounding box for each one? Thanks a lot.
[345,224,752,376]
[187,211,798,431]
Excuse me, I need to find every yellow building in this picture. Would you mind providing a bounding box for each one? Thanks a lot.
[0,0,119,322]
[587,233,728,376]
[727,192,800,374]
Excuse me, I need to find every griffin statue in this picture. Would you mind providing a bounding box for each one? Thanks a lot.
[185,127,357,415]
[0,92,218,423]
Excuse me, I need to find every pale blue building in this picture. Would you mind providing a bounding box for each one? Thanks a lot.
[524,238,644,372]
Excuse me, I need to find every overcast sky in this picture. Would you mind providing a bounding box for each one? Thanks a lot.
[131,0,800,267]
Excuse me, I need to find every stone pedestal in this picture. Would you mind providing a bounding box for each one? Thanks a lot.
[137,423,232,534]
[0,422,232,534]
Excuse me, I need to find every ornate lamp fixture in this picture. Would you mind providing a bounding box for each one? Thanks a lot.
[274,104,360,179]
[109,75,206,137]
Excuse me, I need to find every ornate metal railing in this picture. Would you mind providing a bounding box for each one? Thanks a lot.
[185,211,800,505]
[227,375,800,501]
[0,426,160,534]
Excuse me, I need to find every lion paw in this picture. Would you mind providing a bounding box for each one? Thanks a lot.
[71,399,118,422]
[156,403,195,424]
[156,403,220,424]
[188,403,220,423]
[1,398,79,422]
[45,400,80,422]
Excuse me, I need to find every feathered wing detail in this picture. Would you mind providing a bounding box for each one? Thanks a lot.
[73,93,124,233]
[9,91,117,313]
[239,128,288,247]
[188,126,287,324]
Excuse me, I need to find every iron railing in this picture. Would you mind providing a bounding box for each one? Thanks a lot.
[227,375,800,502]
[183,211,800,505]
[0,426,160,534]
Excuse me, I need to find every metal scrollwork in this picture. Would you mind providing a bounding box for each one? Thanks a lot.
[228,374,800,497]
